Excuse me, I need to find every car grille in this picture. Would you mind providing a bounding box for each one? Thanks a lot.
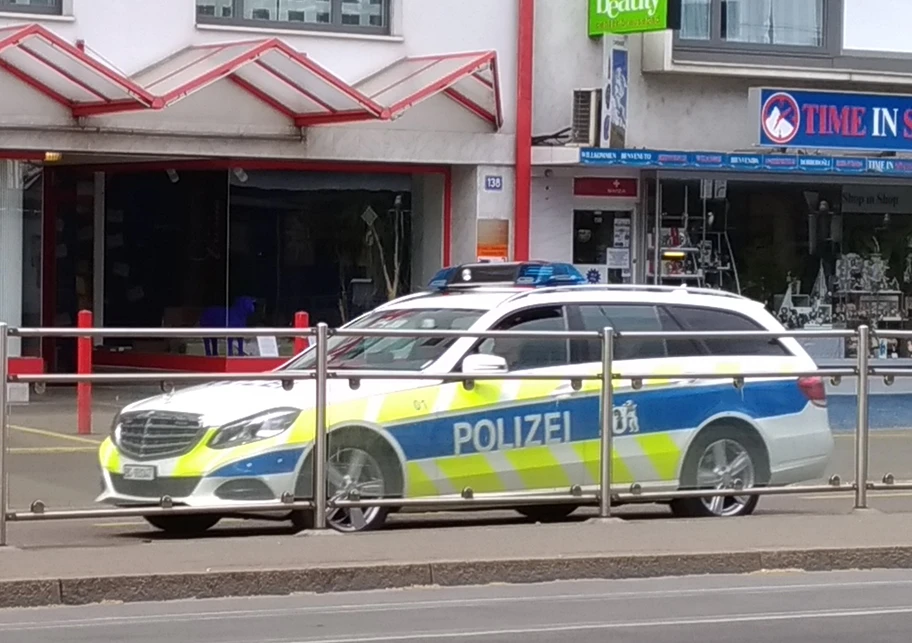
[116,411,205,461]
[110,474,201,499]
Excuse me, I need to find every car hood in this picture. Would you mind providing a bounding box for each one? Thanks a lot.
[119,378,425,427]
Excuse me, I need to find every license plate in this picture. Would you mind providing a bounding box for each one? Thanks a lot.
[123,465,156,481]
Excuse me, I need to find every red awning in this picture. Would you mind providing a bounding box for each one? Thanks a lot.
[0,25,502,130]
[0,24,153,116]
[354,51,502,129]
[130,38,387,126]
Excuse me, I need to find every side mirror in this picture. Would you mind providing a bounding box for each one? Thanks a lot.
[461,353,508,374]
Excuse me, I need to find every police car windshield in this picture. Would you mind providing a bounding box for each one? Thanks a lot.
[284,308,484,371]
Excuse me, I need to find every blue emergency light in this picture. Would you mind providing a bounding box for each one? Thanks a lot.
[427,261,586,291]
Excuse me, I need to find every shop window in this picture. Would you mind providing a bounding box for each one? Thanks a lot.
[196,0,390,34]
[476,306,569,370]
[0,0,62,14]
[676,0,840,57]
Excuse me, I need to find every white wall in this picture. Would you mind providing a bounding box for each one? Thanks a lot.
[843,0,912,54]
[532,0,602,139]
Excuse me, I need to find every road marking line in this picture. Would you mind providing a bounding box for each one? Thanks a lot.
[799,490,912,500]
[9,447,97,454]
[834,432,912,439]
[10,425,102,445]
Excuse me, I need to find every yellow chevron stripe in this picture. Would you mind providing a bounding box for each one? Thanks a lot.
[636,433,681,481]
[377,387,441,423]
[503,445,571,490]
[450,380,503,411]
[435,453,505,493]
[99,437,120,472]
[405,462,438,497]
[574,440,635,485]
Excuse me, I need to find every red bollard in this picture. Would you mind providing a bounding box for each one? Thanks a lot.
[293,311,310,355]
[76,310,93,435]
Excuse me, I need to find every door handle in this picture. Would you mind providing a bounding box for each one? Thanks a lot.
[551,383,576,399]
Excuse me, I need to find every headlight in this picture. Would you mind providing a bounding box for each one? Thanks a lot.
[208,408,301,450]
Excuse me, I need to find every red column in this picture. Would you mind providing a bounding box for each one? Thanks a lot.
[513,0,535,261]
[76,310,93,435]
[293,311,310,355]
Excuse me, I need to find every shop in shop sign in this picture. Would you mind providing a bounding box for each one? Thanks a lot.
[750,87,912,153]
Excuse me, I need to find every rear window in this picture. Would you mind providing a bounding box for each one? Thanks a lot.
[664,305,790,356]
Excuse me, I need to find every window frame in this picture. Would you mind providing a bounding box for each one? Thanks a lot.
[662,304,792,357]
[457,304,572,372]
[566,303,703,363]
[0,0,63,15]
[195,0,391,35]
[673,0,843,61]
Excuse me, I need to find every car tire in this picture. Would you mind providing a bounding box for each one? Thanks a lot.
[671,424,769,519]
[290,428,403,533]
[515,504,578,522]
[144,514,221,535]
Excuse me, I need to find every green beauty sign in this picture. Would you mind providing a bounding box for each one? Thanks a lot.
[588,0,676,36]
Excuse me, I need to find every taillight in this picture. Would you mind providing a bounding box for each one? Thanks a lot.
[798,376,826,407]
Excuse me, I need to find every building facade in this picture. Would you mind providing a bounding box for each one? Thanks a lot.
[0,0,525,373]
[531,0,912,362]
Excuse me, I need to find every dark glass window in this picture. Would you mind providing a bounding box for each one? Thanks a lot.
[0,0,62,14]
[569,304,701,362]
[665,305,790,356]
[475,306,569,370]
[196,0,389,34]
[677,0,834,55]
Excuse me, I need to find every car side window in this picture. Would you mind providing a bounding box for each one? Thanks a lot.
[663,305,790,356]
[476,306,569,370]
[569,304,694,361]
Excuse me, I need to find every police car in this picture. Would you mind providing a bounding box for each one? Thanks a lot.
[97,261,833,534]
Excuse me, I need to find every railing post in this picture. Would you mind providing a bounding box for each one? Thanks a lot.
[0,323,9,546]
[598,326,615,518]
[293,311,310,355]
[312,322,329,530]
[76,310,93,435]
[854,324,871,510]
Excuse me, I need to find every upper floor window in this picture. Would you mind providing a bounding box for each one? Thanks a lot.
[677,0,836,55]
[0,0,62,15]
[196,0,390,34]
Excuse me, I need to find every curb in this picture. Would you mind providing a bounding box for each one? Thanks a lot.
[4,546,912,609]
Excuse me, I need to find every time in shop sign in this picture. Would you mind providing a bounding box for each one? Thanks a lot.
[751,87,912,153]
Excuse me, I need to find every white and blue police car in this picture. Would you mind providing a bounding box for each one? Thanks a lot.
[98,261,833,533]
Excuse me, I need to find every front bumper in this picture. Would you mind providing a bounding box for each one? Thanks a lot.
[96,438,309,508]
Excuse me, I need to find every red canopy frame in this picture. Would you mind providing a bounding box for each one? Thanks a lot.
[0,24,502,130]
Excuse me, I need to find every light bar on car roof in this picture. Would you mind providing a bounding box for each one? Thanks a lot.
[427,261,586,291]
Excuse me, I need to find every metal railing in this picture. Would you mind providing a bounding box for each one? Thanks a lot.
[0,320,906,545]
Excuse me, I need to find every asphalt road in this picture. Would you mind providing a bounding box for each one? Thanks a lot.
[6,386,912,548]
[3,570,912,642]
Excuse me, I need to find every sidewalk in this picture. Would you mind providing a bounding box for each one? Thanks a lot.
[4,511,912,608]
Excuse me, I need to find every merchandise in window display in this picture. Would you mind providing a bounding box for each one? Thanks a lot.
[776,265,833,330]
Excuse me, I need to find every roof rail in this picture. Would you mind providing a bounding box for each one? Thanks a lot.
[505,283,748,303]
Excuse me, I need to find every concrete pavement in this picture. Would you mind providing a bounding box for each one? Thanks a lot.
[8,512,912,608]
[3,570,912,642]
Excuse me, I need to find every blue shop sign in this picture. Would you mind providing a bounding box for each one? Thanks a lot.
[750,87,912,153]
[578,148,912,177]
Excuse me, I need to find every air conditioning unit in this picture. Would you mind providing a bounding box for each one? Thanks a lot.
[569,88,602,147]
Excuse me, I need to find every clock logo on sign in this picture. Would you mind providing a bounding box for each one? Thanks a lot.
[761,92,800,145]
